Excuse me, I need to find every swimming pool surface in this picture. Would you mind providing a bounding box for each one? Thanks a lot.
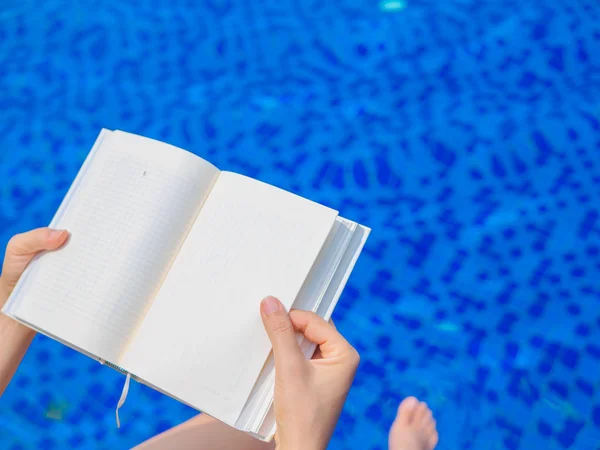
[1,1,599,448]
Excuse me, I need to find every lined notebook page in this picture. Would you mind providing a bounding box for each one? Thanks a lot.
[11,131,219,363]
[121,172,338,424]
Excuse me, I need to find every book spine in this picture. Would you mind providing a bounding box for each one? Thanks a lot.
[99,359,131,377]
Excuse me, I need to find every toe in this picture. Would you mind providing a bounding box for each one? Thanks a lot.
[424,420,436,437]
[419,408,433,427]
[426,418,436,432]
[428,430,439,449]
[396,397,419,424]
[425,416,438,449]
[414,401,430,423]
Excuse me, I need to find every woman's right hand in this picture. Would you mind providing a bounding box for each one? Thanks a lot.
[260,296,360,450]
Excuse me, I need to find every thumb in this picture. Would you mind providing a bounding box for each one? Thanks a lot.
[260,296,304,373]
[5,228,69,257]
[2,228,69,288]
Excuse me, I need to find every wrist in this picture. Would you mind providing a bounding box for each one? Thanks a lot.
[0,278,8,309]
[0,278,33,338]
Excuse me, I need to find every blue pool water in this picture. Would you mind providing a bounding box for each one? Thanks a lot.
[1,0,599,448]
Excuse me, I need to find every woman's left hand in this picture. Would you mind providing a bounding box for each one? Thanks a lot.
[0,228,69,305]
[0,227,70,396]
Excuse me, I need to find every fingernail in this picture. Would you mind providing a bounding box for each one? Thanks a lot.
[49,229,67,240]
[261,296,280,316]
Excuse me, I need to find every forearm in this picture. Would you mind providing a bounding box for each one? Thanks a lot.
[0,281,36,396]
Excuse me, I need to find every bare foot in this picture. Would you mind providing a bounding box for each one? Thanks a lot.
[389,397,439,450]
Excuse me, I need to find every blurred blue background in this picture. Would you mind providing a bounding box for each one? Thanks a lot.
[1,0,600,448]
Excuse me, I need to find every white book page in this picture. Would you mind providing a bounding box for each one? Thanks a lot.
[121,172,338,424]
[9,131,219,363]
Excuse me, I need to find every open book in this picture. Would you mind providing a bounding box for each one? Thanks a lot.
[2,130,370,440]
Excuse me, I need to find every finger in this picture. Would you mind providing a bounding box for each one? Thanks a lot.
[290,310,354,359]
[260,296,304,372]
[6,228,69,257]
[329,319,337,330]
